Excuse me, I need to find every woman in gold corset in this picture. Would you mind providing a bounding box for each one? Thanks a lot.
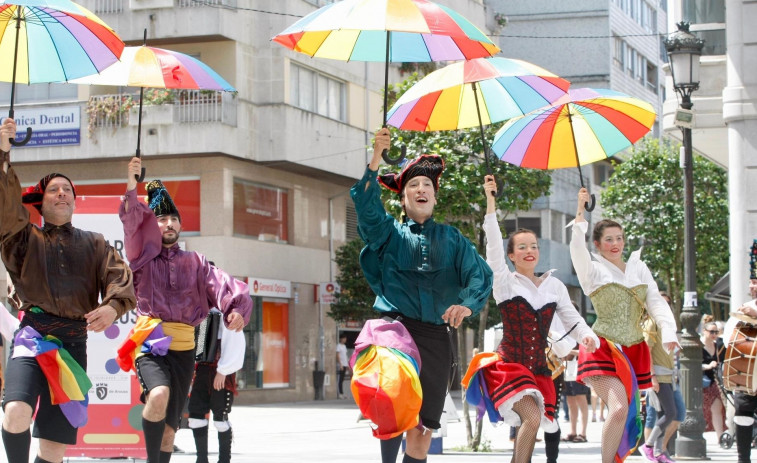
[569,187,679,463]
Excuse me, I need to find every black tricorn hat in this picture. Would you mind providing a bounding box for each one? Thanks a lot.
[146,180,180,220]
[378,154,445,194]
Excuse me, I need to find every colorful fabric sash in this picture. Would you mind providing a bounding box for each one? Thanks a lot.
[461,352,502,424]
[349,318,423,440]
[116,316,172,372]
[161,321,195,351]
[12,326,91,428]
[606,339,643,463]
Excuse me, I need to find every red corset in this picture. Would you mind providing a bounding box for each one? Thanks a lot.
[496,296,556,376]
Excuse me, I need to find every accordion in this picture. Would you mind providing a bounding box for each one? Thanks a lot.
[195,311,222,363]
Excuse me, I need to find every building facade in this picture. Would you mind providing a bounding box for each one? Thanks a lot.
[0,0,493,403]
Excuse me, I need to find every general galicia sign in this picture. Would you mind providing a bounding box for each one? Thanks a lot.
[13,106,81,147]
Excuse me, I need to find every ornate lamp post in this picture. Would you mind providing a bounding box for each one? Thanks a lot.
[664,21,705,459]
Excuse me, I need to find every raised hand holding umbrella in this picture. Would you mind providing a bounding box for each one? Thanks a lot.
[272,0,500,165]
[0,1,124,145]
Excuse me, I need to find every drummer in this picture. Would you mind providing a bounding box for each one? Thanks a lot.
[726,240,757,463]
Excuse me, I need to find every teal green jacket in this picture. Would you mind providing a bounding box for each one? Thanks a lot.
[351,167,493,325]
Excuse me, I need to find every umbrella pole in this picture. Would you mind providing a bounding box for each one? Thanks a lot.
[8,11,32,147]
[471,83,502,197]
[380,31,405,165]
[133,30,148,182]
[567,107,595,211]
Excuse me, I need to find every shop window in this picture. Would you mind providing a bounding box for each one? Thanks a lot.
[0,82,77,105]
[233,179,288,243]
[239,297,290,389]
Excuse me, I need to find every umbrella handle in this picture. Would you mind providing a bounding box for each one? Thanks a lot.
[382,144,406,165]
[585,194,596,212]
[135,167,145,183]
[9,127,32,146]
[490,176,504,198]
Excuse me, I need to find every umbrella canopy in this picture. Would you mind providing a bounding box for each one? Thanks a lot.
[72,38,235,181]
[0,2,124,84]
[490,88,655,210]
[272,0,500,164]
[0,0,124,145]
[72,45,235,91]
[272,0,500,63]
[386,57,569,131]
[491,88,655,169]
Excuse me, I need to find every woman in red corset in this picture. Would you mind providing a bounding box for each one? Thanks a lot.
[463,177,598,463]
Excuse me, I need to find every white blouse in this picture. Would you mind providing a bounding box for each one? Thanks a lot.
[568,220,678,346]
[484,213,599,350]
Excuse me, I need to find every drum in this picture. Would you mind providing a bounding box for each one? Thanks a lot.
[723,321,757,393]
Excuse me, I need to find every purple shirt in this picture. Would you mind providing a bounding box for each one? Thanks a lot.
[119,189,251,327]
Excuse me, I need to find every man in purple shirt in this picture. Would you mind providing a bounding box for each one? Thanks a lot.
[119,157,251,463]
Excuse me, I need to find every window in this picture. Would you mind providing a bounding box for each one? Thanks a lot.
[683,0,726,55]
[240,297,290,389]
[0,83,76,105]
[345,201,358,242]
[593,162,614,186]
[503,216,542,238]
[646,61,658,94]
[614,36,624,69]
[550,211,565,244]
[290,63,346,121]
[233,179,289,242]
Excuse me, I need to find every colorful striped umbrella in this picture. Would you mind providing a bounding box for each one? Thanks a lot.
[0,0,124,145]
[491,88,655,210]
[386,57,569,131]
[73,33,236,181]
[272,0,500,163]
[385,57,569,195]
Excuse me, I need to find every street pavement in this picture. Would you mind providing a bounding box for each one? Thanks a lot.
[6,390,741,462]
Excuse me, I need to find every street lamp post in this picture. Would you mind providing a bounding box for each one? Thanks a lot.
[664,21,705,459]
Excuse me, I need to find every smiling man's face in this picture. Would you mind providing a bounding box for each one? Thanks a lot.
[40,177,75,225]
[401,175,437,224]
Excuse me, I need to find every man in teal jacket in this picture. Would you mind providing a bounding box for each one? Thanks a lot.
[351,127,493,463]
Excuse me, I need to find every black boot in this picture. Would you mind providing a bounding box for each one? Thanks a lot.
[217,428,232,463]
[737,424,753,463]
[193,426,209,463]
[544,428,560,463]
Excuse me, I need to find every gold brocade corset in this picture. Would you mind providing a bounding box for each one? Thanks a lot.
[589,283,648,346]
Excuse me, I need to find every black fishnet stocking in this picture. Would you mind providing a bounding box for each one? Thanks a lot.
[585,375,629,463]
[511,395,541,463]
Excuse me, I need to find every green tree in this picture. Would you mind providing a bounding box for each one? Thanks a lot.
[600,138,729,322]
[330,72,554,451]
[328,238,374,324]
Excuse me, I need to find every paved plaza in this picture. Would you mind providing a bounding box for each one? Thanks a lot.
[5,390,740,463]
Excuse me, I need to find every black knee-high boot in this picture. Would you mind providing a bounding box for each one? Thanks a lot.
[142,418,167,463]
[33,457,57,463]
[193,426,209,463]
[544,428,561,463]
[402,454,426,463]
[159,450,172,463]
[2,427,31,463]
[380,434,403,463]
[737,424,753,463]
[218,428,232,463]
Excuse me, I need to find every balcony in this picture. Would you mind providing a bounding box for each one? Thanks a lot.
[5,90,239,164]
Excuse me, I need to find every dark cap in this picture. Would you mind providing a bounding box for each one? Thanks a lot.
[378,154,445,194]
[146,180,180,220]
[22,173,76,212]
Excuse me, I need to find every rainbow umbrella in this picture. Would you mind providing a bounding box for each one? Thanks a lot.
[73,31,235,181]
[0,0,124,145]
[272,0,500,164]
[386,57,569,194]
[491,88,655,210]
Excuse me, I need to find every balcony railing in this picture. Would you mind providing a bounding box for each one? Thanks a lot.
[93,0,124,14]
[88,90,236,132]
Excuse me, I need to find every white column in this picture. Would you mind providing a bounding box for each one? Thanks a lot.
[723,0,757,311]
